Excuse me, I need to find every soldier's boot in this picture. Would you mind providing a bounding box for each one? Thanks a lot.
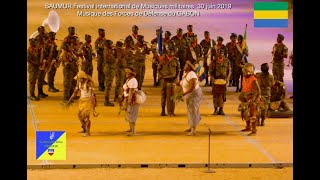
[213,107,219,115]
[228,80,233,87]
[248,121,257,136]
[218,107,225,115]
[125,123,132,132]
[104,96,114,106]
[235,85,240,92]
[260,118,265,126]
[204,77,209,86]
[160,106,166,116]
[241,121,251,131]
[48,84,59,92]
[38,87,48,98]
[29,91,40,101]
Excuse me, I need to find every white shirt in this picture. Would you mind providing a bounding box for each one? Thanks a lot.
[180,71,199,93]
[123,77,138,97]
[79,81,93,98]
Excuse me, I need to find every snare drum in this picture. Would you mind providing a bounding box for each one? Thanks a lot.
[270,101,280,110]
[213,79,227,94]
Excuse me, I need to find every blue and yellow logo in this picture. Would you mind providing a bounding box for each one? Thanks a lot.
[36,131,66,160]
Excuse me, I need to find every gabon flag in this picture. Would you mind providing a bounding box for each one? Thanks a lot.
[254,2,288,28]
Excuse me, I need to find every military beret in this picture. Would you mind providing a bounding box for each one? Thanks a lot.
[237,35,243,40]
[137,35,144,40]
[177,28,183,32]
[37,26,45,31]
[278,34,284,40]
[98,28,105,32]
[204,31,209,35]
[165,31,171,36]
[68,26,75,30]
[105,39,113,45]
[29,38,36,43]
[217,36,224,41]
[187,25,193,28]
[132,25,139,30]
[230,33,237,38]
[85,34,91,39]
[116,41,123,47]
[261,63,269,71]
[48,31,56,36]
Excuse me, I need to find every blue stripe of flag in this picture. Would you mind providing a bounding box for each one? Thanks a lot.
[254,19,288,28]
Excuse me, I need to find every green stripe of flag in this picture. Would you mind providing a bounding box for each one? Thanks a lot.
[254,2,288,10]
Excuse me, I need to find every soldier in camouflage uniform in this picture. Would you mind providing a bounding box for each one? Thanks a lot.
[114,41,127,102]
[200,31,215,86]
[255,63,275,126]
[27,38,40,101]
[94,28,106,91]
[130,25,140,45]
[81,34,95,77]
[150,29,161,86]
[61,35,79,103]
[185,35,202,65]
[36,31,49,98]
[158,46,180,116]
[46,32,60,92]
[124,35,135,69]
[35,25,49,88]
[226,33,238,87]
[208,50,231,115]
[163,31,175,55]
[183,25,196,44]
[133,35,150,90]
[211,36,227,59]
[103,40,117,106]
[270,80,291,111]
[238,63,261,136]
[271,34,288,83]
[171,28,188,80]
[233,35,248,92]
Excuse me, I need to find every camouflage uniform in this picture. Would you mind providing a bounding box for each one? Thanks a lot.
[103,40,117,106]
[35,33,49,98]
[270,80,290,111]
[81,35,94,77]
[171,28,188,80]
[200,33,215,86]
[182,25,196,44]
[133,35,150,90]
[158,52,180,116]
[208,51,231,115]
[114,41,127,102]
[61,34,79,102]
[185,37,202,65]
[232,35,248,92]
[27,38,40,101]
[239,63,261,136]
[46,32,60,92]
[226,33,238,86]
[151,32,160,86]
[94,28,106,91]
[255,63,275,126]
[272,34,288,83]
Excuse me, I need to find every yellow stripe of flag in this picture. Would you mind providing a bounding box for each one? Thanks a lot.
[254,10,288,19]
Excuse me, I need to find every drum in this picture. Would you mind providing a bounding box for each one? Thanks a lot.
[213,79,227,94]
[270,101,280,110]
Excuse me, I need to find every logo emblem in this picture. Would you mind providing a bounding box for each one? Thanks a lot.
[48,149,54,156]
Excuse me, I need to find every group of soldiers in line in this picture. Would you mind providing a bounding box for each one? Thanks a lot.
[27,24,292,128]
